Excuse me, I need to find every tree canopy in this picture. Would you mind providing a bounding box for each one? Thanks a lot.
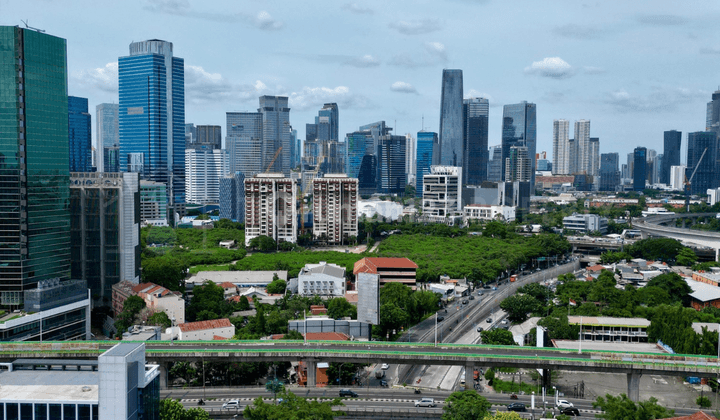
[592,394,674,420]
[159,398,210,420]
[243,391,343,420]
[480,328,516,345]
[442,390,492,420]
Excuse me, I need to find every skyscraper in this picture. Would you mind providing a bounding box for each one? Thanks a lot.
[463,97,489,185]
[505,146,531,182]
[184,149,229,204]
[633,147,647,191]
[416,131,439,197]
[118,39,185,205]
[306,103,339,142]
[487,145,503,182]
[501,101,536,187]
[345,131,372,179]
[377,135,406,194]
[259,96,291,174]
[226,112,263,177]
[588,137,600,177]
[0,26,71,308]
[68,96,92,172]
[219,172,245,222]
[599,153,620,192]
[574,120,591,174]
[405,133,416,187]
[96,103,119,173]
[686,131,718,195]
[552,119,570,175]
[187,125,221,150]
[439,69,463,167]
[662,130,682,185]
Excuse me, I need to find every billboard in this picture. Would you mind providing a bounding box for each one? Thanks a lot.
[357,272,379,325]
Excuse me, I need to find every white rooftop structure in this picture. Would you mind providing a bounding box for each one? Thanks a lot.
[358,200,403,221]
[187,271,288,288]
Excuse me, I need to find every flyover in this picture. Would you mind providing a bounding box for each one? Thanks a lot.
[1,340,719,401]
[632,212,720,261]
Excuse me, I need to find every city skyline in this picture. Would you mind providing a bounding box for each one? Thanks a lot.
[3,1,720,161]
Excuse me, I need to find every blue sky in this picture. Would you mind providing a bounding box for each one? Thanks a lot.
[3,0,719,164]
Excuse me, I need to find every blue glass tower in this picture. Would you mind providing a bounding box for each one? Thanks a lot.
[439,69,463,167]
[415,131,438,197]
[687,131,718,195]
[662,130,681,185]
[68,96,91,172]
[345,131,372,178]
[463,97,489,185]
[119,39,185,205]
[633,147,647,191]
[502,101,537,187]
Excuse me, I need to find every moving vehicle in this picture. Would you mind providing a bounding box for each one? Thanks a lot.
[462,299,469,304]
[415,398,436,407]
[556,399,573,409]
[379,379,388,387]
[197,399,205,406]
[381,363,389,370]
[469,295,475,300]
[510,394,518,400]
[222,400,240,410]
[437,316,445,322]
[375,370,385,379]
[507,403,526,412]
[486,318,492,323]
[476,326,484,332]
[501,319,509,325]
[510,275,518,282]
[339,389,358,398]
[561,407,581,416]
[414,388,421,394]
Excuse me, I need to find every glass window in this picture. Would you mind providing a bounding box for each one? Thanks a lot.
[91,404,98,420]
[63,404,76,420]
[33,404,46,420]
[78,405,90,420]
[19,404,31,420]
[6,403,18,420]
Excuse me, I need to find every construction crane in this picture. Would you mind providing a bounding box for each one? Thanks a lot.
[685,147,708,212]
[265,146,282,172]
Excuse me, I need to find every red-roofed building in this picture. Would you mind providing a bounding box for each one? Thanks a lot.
[219,282,239,298]
[297,361,330,387]
[304,332,350,341]
[353,257,418,287]
[310,305,328,315]
[587,265,604,273]
[112,281,186,323]
[177,318,235,341]
[667,412,718,420]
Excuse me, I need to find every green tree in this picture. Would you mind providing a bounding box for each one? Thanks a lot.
[283,330,304,340]
[169,362,198,386]
[243,391,343,420]
[146,311,172,329]
[676,247,698,266]
[482,413,523,420]
[187,281,233,322]
[484,368,495,385]
[327,297,357,319]
[480,328,516,345]
[237,295,251,311]
[593,394,674,420]
[326,362,366,386]
[142,257,188,291]
[483,221,508,239]
[500,294,541,323]
[114,295,147,337]
[267,279,287,294]
[442,390,491,420]
[249,235,277,252]
[697,396,712,408]
[160,399,211,420]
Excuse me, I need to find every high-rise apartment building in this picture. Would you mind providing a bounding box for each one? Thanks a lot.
[244,174,297,246]
[259,96,291,174]
[70,172,140,306]
[0,26,71,309]
[68,96,92,172]
[439,69,464,167]
[505,146,531,182]
[226,112,264,178]
[670,165,687,191]
[662,130,682,185]
[219,172,245,222]
[405,133,416,187]
[574,120,591,175]
[184,149,229,204]
[463,97,489,185]
[599,153,620,192]
[187,125,221,150]
[416,131,439,197]
[633,147,647,191]
[96,103,119,173]
[422,166,462,221]
[588,137,600,177]
[651,154,663,185]
[552,119,570,175]
[312,175,358,244]
[487,145,503,182]
[118,39,185,205]
[502,101,537,187]
[377,135,406,194]
[290,128,299,169]
[687,131,718,195]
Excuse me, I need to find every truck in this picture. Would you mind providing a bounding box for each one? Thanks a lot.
[510,275,518,282]
[375,370,385,379]
[473,370,480,381]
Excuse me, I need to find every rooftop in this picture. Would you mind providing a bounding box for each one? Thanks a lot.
[178,318,233,332]
[101,342,143,358]
[686,279,720,302]
[187,271,288,286]
[668,412,718,420]
[0,370,98,402]
[567,316,650,328]
[353,257,418,274]
[301,262,346,279]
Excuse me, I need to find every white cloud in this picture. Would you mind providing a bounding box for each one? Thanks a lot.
[345,54,381,67]
[389,19,442,35]
[390,81,417,94]
[524,57,575,79]
[425,42,447,61]
[342,3,373,14]
[144,0,283,30]
[288,86,368,111]
[605,86,707,113]
[255,11,283,30]
[465,90,493,102]
[74,62,118,93]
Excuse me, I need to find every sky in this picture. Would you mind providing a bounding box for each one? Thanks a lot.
[3,0,720,165]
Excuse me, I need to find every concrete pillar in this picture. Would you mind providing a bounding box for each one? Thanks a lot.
[305,359,317,388]
[716,247,719,263]
[542,369,551,389]
[159,362,168,390]
[465,362,474,390]
[627,371,642,402]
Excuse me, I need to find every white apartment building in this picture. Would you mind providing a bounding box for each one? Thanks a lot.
[297,261,346,297]
[563,213,608,234]
[185,148,229,204]
[670,165,687,191]
[422,165,462,221]
[244,173,298,246]
[463,204,516,223]
[552,119,570,175]
[312,174,358,244]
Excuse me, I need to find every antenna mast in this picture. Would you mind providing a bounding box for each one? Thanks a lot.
[21,20,45,33]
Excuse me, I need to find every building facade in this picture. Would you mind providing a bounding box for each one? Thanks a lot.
[353,257,418,287]
[670,165,687,191]
[463,97,489,185]
[686,131,718,195]
[118,39,185,205]
[96,103,120,173]
[588,137,600,177]
[505,146,531,182]
[599,153,620,192]
[377,135,406,194]
[297,262,346,297]
[563,213,608,234]
[68,96,92,172]
[487,145,503,182]
[422,166,462,221]
[633,147,647,191]
[140,181,168,226]
[0,26,71,309]
[439,69,464,168]
[226,112,264,178]
[259,96,292,174]
[573,120,591,175]
[463,204,516,223]
[502,101,537,187]
[415,131,439,197]
[662,130,682,185]
[244,174,298,246]
[187,125,221,150]
[184,148,229,204]
[552,119,570,175]
[219,172,245,222]
[312,175,358,244]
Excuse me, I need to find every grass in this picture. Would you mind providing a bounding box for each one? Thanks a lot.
[189,264,232,275]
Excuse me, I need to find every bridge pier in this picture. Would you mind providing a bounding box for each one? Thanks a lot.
[627,370,642,402]
[716,247,719,263]
[156,362,168,389]
[465,362,474,390]
[305,359,316,388]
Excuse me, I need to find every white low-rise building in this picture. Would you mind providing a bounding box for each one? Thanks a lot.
[177,318,235,341]
[562,213,608,234]
[297,261,346,297]
[422,165,462,221]
[463,204,516,223]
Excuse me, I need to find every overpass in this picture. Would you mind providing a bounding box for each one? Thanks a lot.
[1,341,719,401]
[632,213,720,261]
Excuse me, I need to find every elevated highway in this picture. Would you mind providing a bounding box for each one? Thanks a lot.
[632,213,720,261]
[2,340,719,401]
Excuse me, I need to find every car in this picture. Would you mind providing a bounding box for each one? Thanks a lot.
[561,407,581,416]
[483,285,491,289]
[477,327,484,332]
[462,299,469,304]
[486,318,492,323]
[381,363,389,370]
[437,316,445,322]
[469,296,475,300]
[501,319,509,325]
[415,397,436,407]
[507,403,526,412]
[479,291,484,296]
[339,389,358,398]
[556,399,574,409]
[379,379,388,387]
[222,400,241,410]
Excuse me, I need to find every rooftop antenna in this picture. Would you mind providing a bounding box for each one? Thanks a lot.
[21,20,45,33]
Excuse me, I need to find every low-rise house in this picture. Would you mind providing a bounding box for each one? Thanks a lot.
[219,282,239,298]
[112,281,185,324]
[297,262,346,297]
[177,318,235,341]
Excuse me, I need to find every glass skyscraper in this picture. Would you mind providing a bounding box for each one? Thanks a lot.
[662,130,681,185]
[439,69,463,167]
[599,153,620,192]
[259,95,291,174]
[501,101,536,187]
[687,131,718,195]
[68,96,91,172]
[226,112,263,178]
[0,26,71,308]
[377,135,406,194]
[633,147,647,191]
[219,172,245,222]
[96,103,119,173]
[416,131,438,197]
[345,132,371,178]
[463,97,489,185]
[118,39,185,205]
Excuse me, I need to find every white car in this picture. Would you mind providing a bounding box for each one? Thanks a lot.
[556,399,573,409]
[381,363,389,370]
[222,400,240,410]
[415,397,436,407]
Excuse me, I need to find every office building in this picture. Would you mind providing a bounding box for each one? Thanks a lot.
[184,148,229,204]
[505,146,531,182]
[219,172,245,222]
[119,39,185,206]
[226,112,264,178]
[68,96,92,172]
[187,124,221,150]
[290,128,299,169]
[651,154,663,185]
[319,140,345,175]
[244,174,297,246]
[422,166,462,221]
[307,103,339,142]
[259,96,291,174]
[487,145,503,182]
[573,120,591,175]
[662,130,682,184]
[633,147,647,191]
[439,69,464,167]
[588,137,600,177]
[297,262,346,297]
[463,97,489,185]
[563,213,609,234]
[312,175,358,244]
[687,131,718,195]
[537,158,551,171]
[462,181,530,212]
[96,103,120,173]
[357,272,380,325]
[185,123,197,145]
[0,26,71,309]
[345,131,371,178]
[599,153,620,192]
[463,204,516,223]
[140,180,168,226]
[502,101,537,187]
[70,172,140,306]
[357,155,378,195]
[670,165,687,191]
[377,135,406,194]
[415,131,439,197]
[552,119,570,175]
[405,133,416,187]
